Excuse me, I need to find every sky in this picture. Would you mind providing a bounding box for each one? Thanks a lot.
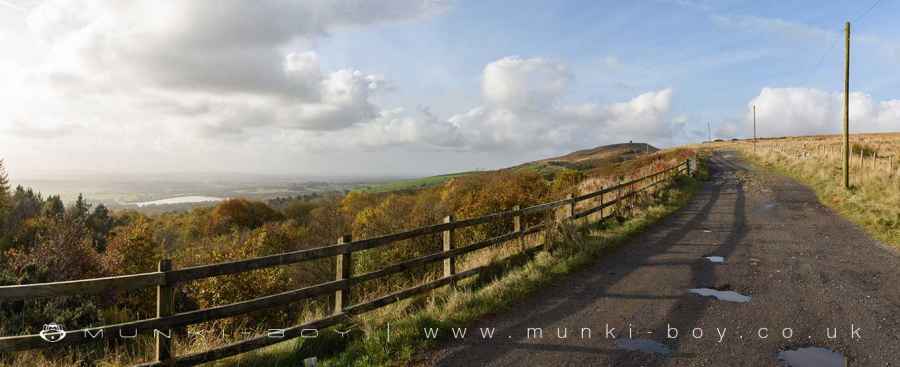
[1,0,899,178]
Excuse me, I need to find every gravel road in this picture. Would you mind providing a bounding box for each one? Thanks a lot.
[421,151,900,366]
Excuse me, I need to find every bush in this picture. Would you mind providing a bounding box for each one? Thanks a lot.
[184,222,329,330]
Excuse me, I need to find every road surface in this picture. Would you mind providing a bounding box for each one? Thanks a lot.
[422,151,900,366]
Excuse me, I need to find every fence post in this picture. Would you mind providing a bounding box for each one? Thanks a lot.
[598,186,604,220]
[566,193,576,220]
[543,205,554,253]
[512,205,523,252]
[628,182,636,216]
[334,234,352,314]
[442,216,456,286]
[860,148,863,169]
[615,181,622,217]
[155,259,175,366]
[890,156,894,177]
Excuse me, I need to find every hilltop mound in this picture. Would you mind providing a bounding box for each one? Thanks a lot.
[542,142,658,163]
[512,142,658,178]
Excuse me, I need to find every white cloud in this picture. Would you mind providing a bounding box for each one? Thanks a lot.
[1,3,685,175]
[278,57,679,153]
[2,0,447,139]
[748,87,900,137]
[482,56,572,109]
[360,57,677,151]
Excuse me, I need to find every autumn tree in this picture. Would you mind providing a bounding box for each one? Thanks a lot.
[103,216,163,275]
[101,215,164,316]
[184,222,319,329]
[207,198,284,234]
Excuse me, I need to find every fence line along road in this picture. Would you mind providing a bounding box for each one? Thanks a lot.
[0,159,696,366]
[752,141,897,178]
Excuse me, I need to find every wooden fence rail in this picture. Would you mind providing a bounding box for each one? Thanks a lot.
[753,142,898,178]
[0,159,694,366]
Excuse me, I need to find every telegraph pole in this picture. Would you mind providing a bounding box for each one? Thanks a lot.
[708,122,711,143]
[842,21,851,189]
[753,105,757,153]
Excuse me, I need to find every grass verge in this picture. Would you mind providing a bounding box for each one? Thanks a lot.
[220,168,705,367]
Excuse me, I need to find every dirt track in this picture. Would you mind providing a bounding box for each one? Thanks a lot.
[422,151,900,366]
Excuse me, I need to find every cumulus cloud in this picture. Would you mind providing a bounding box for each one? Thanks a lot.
[349,57,677,151]
[747,87,900,137]
[482,57,572,109]
[3,0,446,139]
[2,2,681,174]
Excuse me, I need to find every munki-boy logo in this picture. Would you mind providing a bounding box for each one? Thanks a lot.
[38,323,66,343]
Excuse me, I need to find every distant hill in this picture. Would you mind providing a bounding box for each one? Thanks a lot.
[541,142,657,162]
[512,142,658,178]
[357,142,659,193]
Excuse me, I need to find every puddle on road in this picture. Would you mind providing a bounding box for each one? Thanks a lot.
[776,347,845,367]
[688,288,751,303]
[705,256,725,263]
[615,338,672,356]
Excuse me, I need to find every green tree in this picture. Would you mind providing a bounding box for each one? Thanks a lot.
[86,204,115,251]
[68,193,91,221]
[41,195,64,219]
[0,160,10,250]
[3,186,44,251]
[283,200,317,225]
[0,159,9,213]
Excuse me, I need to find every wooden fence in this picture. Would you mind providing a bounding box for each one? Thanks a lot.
[0,160,694,366]
[755,142,897,177]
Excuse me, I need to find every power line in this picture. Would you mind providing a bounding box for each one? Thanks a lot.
[853,0,884,23]
[804,0,885,85]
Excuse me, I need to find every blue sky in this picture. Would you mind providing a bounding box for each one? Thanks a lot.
[1,0,898,177]
[319,0,898,137]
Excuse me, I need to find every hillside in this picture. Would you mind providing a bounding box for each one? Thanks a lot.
[513,142,658,177]
[357,142,659,192]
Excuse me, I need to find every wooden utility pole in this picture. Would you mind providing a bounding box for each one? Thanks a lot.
[842,21,851,189]
[753,105,757,153]
[708,122,711,143]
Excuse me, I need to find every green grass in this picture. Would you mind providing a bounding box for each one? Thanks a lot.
[736,148,900,250]
[220,168,705,367]
[355,172,477,193]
